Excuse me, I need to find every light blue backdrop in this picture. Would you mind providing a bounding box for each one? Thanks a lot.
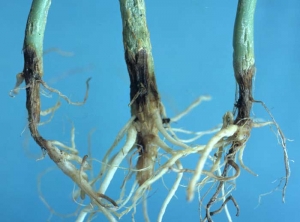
[1,1,299,221]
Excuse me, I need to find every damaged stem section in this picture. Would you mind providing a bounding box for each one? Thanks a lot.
[24,0,50,75]
[119,0,155,75]
[21,0,104,212]
[23,0,51,146]
[233,0,289,204]
[233,0,256,122]
[233,0,289,202]
[205,1,257,220]
[120,0,161,186]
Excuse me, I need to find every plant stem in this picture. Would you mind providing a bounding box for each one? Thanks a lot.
[233,0,256,79]
[119,0,163,190]
[206,1,257,220]
[23,0,51,77]
[23,0,51,139]
[119,0,155,76]
[233,0,257,123]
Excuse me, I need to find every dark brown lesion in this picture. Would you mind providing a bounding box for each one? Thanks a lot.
[126,48,148,106]
[125,48,161,186]
[125,48,160,122]
[22,46,48,151]
[23,47,41,122]
[234,66,255,124]
[22,45,92,153]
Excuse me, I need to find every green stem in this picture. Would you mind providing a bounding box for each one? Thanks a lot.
[232,0,256,122]
[119,0,155,76]
[233,0,256,79]
[22,0,51,139]
[23,0,51,77]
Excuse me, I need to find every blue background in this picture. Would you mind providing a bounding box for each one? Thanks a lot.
[1,1,299,221]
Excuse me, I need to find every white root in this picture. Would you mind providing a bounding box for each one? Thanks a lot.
[171,96,211,122]
[157,160,183,222]
[187,125,238,201]
[37,89,276,222]
[238,143,258,176]
[170,126,221,143]
[9,72,24,97]
[154,110,191,149]
[98,125,137,194]
[46,141,117,221]
[98,116,136,179]
[142,193,150,222]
